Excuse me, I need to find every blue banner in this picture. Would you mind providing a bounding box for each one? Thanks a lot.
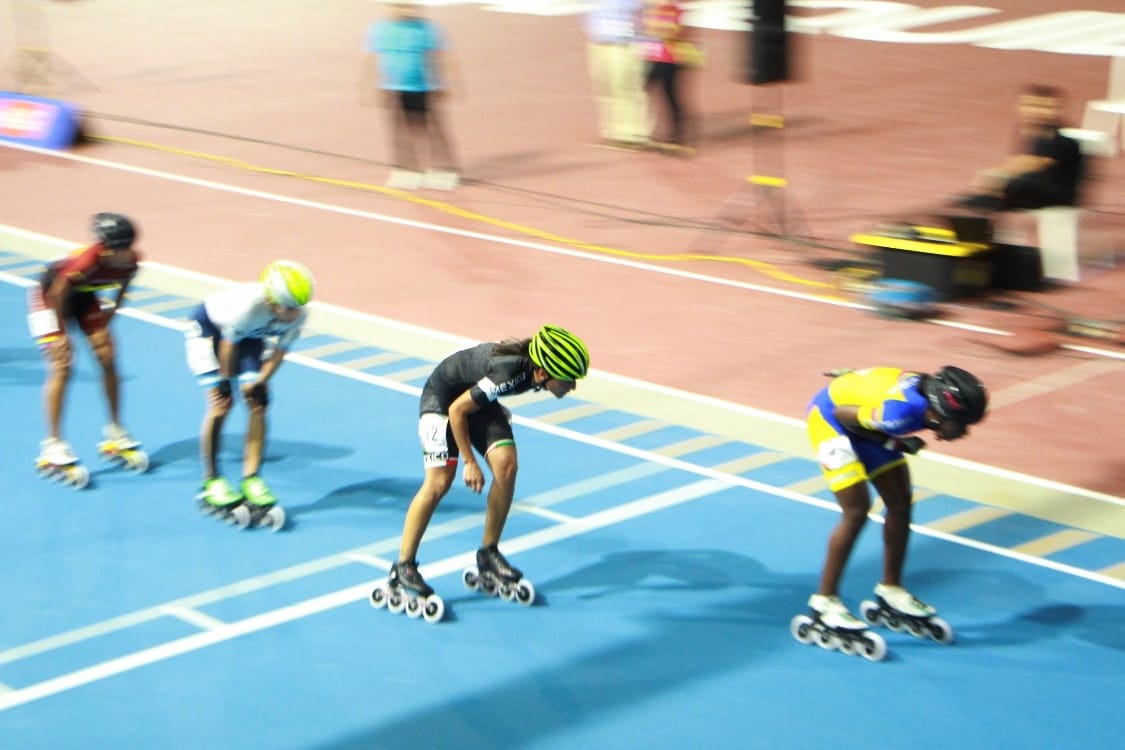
[0,91,82,150]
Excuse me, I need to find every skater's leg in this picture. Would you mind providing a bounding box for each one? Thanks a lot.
[241,383,268,479]
[87,327,122,428]
[42,335,73,440]
[398,465,456,562]
[816,483,872,597]
[200,385,232,479]
[872,463,913,587]
[481,442,518,549]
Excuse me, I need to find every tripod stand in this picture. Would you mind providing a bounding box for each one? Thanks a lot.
[3,0,96,95]
[691,84,806,253]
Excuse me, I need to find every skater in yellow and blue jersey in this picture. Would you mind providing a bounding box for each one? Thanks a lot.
[793,366,988,657]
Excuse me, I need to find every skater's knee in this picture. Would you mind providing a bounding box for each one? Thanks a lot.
[485,444,518,485]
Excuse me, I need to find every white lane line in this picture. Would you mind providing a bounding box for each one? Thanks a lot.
[156,606,227,632]
[342,553,395,570]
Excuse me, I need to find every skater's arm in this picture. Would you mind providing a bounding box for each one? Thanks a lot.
[256,345,289,383]
[216,338,238,381]
[447,390,484,493]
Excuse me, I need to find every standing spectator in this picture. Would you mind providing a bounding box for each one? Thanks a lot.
[586,0,650,149]
[362,1,460,190]
[641,0,697,155]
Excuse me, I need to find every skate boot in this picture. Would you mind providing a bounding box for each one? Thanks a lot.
[240,475,286,532]
[370,560,444,623]
[35,437,89,489]
[96,424,149,473]
[462,544,536,605]
[790,594,887,661]
[197,476,250,528]
[861,584,953,644]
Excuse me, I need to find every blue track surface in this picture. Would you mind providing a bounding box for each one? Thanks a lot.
[1,274,1122,750]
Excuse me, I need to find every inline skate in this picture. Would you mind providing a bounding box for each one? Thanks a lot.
[860,584,953,644]
[370,560,445,624]
[96,424,149,473]
[239,475,286,532]
[197,476,251,528]
[790,594,887,662]
[34,438,89,489]
[462,544,536,606]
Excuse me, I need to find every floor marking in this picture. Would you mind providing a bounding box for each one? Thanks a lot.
[513,504,578,524]
[1012,529,1100,557]
[990,359,1125,410]
[380,363,438,383]
[131,298,200,314]
[293,340,370,359]
[337,351,414,370]
[157,606,227,632]
[594,419,668,442]
[653,434,730,458]
[711,452,792,476]
[924,506,1013,534]
[342,553,395,570]
[532,403,609,425]
[1099,561,1125,580]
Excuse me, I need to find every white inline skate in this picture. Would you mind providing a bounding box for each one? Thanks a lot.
[791,594,887,662]
[96,424,149,473]
[462,544,536,606]
[370,560,445,624]
[34,437,89,489]
[860,584,953,644]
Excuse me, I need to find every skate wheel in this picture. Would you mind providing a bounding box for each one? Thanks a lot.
[515,579,535,606]
[499,583,516,602]
[66,464,90,490]
[422,595,445,624]
[859,631,888,662]
[885,614,906,633]
[927,616,954,645]
[479,573,499,597]
[789,615,815,645]
[126,450,149,473]
[229,504,252,530]
[462,566,480,591]
[814,627,838,651]
[905,619,925,638]
[264,506,286,532]
[388,590,406,614]
[859,600,883,627]
[369,585,388,609]
[838,637,858,656]
[405,596,423,618]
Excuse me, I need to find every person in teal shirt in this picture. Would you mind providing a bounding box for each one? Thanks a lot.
[361,1,459,190]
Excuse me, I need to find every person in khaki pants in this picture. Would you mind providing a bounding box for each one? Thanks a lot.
[586,0,650,149]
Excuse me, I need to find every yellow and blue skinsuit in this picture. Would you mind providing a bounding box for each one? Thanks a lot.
[807,368,930,492]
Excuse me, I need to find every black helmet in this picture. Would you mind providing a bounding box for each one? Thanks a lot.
[923,366,988,424]
[92,212,137,249]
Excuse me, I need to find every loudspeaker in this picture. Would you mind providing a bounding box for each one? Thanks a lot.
[749,0,788,85]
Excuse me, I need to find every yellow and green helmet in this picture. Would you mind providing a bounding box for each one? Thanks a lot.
[261,260,315,308]
[528,325,590,381]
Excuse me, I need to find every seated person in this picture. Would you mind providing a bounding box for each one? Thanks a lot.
[959,84,1083,211]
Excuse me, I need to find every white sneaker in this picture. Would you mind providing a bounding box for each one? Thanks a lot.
[875,584,936,617]
[808,594,867,630]
[40,437,78,465]
[422,169,459,191]
[386,169,423,189]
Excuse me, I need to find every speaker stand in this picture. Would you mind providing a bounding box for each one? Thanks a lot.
[2,0,97,95]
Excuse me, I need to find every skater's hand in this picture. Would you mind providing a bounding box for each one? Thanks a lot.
[462,460,485,494]
[210,379,234,410]
[247,381,269,408]
[883,436,925,455]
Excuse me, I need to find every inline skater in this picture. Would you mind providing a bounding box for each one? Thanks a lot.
[183,260,314,529]
[371,325,590,622]
[792,365,988,658]
[28,212,144,486]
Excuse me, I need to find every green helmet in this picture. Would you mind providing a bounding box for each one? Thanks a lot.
[261,260,315,308]
[529,325,590,381]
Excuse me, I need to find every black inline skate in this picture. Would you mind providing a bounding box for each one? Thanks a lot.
[370,560,445,624]
[860,584,953,644]
[791,594,887,662]
[462,544,536,606]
